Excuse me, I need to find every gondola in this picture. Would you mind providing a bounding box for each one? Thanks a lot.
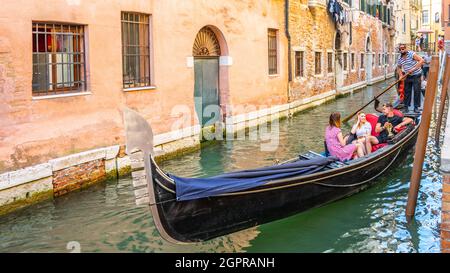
[123,107,421,244]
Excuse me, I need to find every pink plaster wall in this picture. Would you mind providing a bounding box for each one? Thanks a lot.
[0,0,288,171]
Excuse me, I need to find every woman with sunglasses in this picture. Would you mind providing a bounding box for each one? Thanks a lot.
[349,112,372,155]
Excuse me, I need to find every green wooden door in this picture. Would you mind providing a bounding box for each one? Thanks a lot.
[194,58,220,127]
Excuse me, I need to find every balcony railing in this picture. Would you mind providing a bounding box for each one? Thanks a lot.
[409,42,436,52]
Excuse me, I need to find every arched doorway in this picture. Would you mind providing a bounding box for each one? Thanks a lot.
[365,35,373,84]
[193,26,221,128]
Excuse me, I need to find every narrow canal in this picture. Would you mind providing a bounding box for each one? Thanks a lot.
[0,79,444,252]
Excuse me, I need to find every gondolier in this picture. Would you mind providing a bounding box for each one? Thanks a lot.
[397,44,425,113]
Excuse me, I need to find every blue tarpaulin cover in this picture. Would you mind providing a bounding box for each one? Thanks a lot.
[169,156,337,201]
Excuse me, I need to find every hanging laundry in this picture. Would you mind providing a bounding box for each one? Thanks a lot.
[327,0,347,26]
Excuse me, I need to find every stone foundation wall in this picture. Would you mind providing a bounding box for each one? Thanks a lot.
[53,159,106,197]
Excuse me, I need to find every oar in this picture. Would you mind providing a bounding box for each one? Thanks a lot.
[342,73,410,123]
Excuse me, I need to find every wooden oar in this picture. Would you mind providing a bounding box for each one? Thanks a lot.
[342,73,410,123]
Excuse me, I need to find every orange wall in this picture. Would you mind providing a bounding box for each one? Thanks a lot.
[0,0,288,171]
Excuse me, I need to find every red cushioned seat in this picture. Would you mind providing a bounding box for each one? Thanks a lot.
[366,111,407,152]
[365,114,379,137]
[365,113,388,152]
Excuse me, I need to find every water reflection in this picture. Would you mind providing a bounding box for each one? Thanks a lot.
[0,79,444,252]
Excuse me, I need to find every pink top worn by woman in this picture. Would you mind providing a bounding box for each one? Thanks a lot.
[325,126,356,161]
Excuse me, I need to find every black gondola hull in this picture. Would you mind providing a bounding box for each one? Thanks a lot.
[149,123,419,243]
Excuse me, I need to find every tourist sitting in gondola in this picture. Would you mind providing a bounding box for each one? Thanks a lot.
[347,112,373,155]
[364,103,413,146]
[325,112,365,161]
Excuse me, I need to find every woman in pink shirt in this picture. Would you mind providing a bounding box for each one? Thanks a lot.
[325,112,364,161]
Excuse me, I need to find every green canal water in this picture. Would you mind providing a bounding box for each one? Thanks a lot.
[0,80,444,252]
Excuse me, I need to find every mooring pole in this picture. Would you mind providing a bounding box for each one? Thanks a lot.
[435,55,450,146]
[406,56,440,220]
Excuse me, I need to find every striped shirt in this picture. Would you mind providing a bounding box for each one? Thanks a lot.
[397,51,422,76]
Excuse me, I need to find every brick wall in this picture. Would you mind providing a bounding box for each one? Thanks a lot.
[442,174,450,253]
[53,159,106,197]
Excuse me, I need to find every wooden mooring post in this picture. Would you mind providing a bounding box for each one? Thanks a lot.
[435,55,450,146]
[406,56,440,219]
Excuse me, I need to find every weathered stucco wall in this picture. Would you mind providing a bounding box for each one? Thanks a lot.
[289,1,335,100]
[288,3,395,100]
[0,0,288,172]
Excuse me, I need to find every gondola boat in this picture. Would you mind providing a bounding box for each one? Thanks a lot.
[123,107,421,244]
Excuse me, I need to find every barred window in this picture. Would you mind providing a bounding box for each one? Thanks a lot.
[268,29,278,75]
[121,12,151,89]
[327,52,333,73]
[32,23,86,96]
[294,51,304,77]
[351,53,355,70]
[343,53,348,71]
[315,52,322,75]
[360,53,364,69]
[372,53,376,68]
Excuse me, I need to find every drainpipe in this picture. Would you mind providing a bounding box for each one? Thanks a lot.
[285,0,292,102]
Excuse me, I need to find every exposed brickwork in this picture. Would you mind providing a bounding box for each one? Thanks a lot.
[52,159,106,197]
[442,174,450,253]
[442,239,450,253]
[443,183,450,194]
[288,3,395,101]
[443,202,450,212]
[289,2,335,100]
[443,193,450,203]
[444,175,450,183]
[443,211,450,222]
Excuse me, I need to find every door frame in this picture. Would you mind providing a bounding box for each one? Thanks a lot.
[193,56,221,127]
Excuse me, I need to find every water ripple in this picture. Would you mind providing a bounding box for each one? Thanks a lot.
[0,80,445,252]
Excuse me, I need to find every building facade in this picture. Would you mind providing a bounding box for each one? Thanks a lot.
[443,0,450,53]
[420,0,443,52]
[394,0,412,46]
[289,0,396,100]
[0,0,289,173]
[410,0,422,41]
[0,0,398,213]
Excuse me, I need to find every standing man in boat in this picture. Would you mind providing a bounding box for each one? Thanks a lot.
[397,44,425,113]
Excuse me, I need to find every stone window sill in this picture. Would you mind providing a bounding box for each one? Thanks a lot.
[123,86,157,92]
[32,91,92,100]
